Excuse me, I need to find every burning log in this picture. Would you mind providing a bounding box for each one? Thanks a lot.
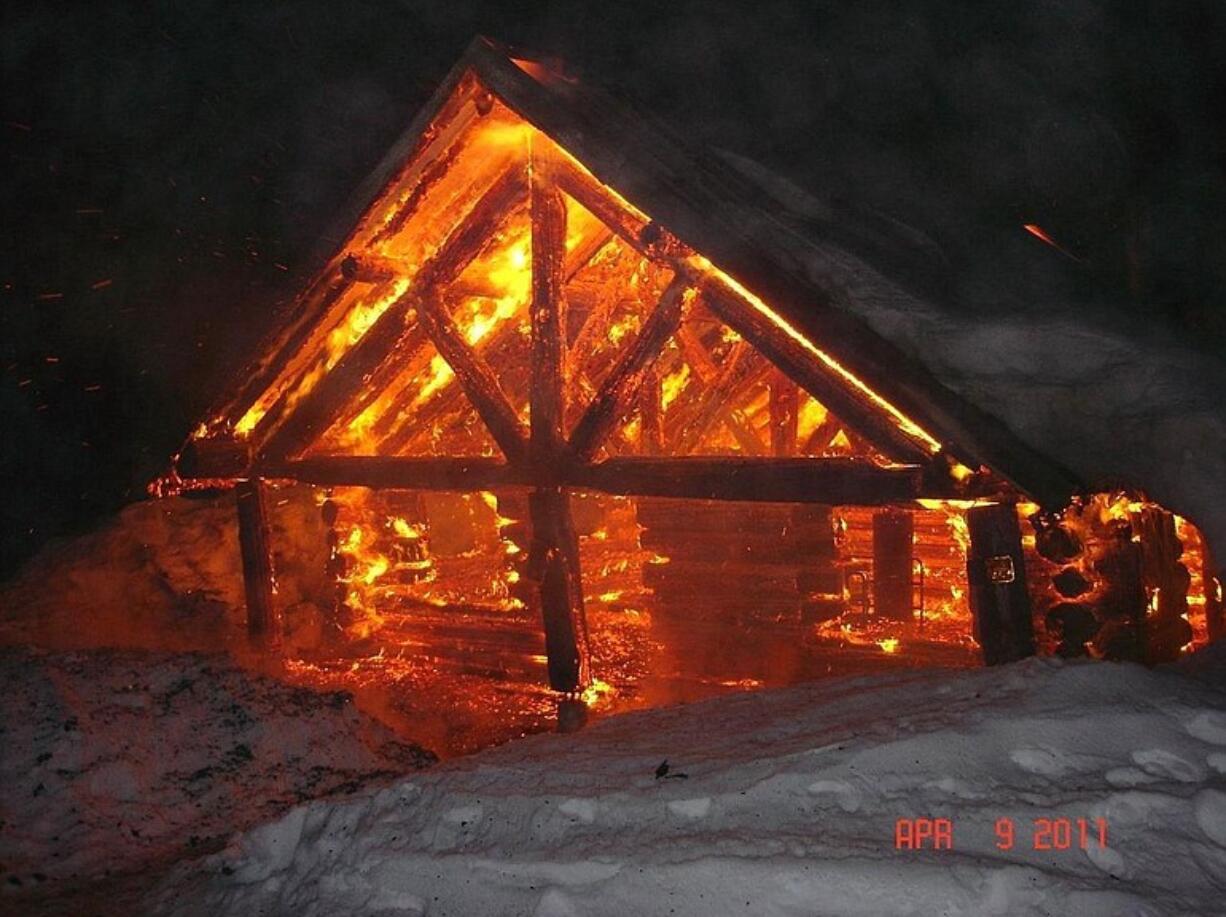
[1134,506,1193,663]
[640,363,663,454]
[259,292,424,461]
[1052,566,1092,598]
[769,372,798,457]
[673,322,767,454]
[700,282,934,466]
[417,296,527,463]
[966,502,1035,665]
[569,277,689,460]
[236,479,280,646]
[526,488,588,692]
[1044,602,1099,657]
[1092,524,1147,661]
[668,343,770,454]
[258,166,528,463]
[530,158,569,458]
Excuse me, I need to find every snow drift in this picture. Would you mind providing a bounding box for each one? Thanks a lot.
[0,647,433,904]
[726,151,1226,565]
[147,654,1226,916]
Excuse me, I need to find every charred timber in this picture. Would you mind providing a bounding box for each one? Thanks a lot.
[258,166,528,462]
[577,457,922,504]
[177,436,250,480]
[700,282,934,466]
[236,479,280,646]
[569,277,689,460]
[529,159,569,459]
[417,297,528,463]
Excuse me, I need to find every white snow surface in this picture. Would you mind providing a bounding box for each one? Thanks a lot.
[0,647,433,899]
[726,151,1226,562]
[149,654,1226,916]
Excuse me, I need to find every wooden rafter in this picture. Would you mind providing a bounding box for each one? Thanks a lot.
[669,344,772,454]
[256,165,528,463]
[674,322,768,455]
[569,275,689,461]
[417,295,527,464]
[700,282,935,465]
[554,158,654,260]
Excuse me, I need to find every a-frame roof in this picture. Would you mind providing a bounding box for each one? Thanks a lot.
[181,37,1081,508]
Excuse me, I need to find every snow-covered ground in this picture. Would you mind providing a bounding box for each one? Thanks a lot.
[0,647,433,911]
[144,652,1226,916]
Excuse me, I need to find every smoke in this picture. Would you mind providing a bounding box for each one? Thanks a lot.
[2,0,1224,572]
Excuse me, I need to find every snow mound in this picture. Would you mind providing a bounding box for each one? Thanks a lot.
[0,647,434,901]
[148,655,1226,916]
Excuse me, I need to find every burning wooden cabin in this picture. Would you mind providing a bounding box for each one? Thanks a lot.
[156,38,1222,729]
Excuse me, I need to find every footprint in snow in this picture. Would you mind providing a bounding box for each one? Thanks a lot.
[1009,747,1097,778]
[1131,748,1204,783]
[667,797,712,819]
[1185,711,1226,745]
[535,888,579,917]
[558,797,596,824]
[1206,752,1226,774]
[442,804,483,825]
[1194,789,1226,847]
[1104,766,1161,788]
[807,779,861,812]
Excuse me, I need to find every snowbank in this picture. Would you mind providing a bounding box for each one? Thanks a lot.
[147,654,1226,916]
[0,489,330,656]
[728,151,1226,564]
[0,647,433,903]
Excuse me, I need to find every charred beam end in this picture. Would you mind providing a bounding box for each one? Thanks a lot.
[177,436,251,480]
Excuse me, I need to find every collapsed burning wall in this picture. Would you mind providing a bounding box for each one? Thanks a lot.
[152,39,1223,752]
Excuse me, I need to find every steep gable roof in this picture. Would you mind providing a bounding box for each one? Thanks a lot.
[181,37,1081,508]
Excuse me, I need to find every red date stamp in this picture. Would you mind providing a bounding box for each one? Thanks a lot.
[894,817,1109,851]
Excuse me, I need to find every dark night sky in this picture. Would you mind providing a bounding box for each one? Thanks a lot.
[3,0,1225,576]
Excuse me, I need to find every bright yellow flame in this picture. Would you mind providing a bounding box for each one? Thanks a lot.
[878,638,900,654]
[661,363,690,409]
[688,256,944,455]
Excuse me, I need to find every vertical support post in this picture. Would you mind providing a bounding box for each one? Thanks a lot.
[641,364,663,454]
[1135,506,1192,663]
[769,371,798,457]
[528,146,589,695]
[527,487,588,692]
[236,478,279,646]
[967,502,1035,665]
[529,148,568,460]
[872,509,914,620]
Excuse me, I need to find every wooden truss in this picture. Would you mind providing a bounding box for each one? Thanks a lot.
[182,85,1018,688]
